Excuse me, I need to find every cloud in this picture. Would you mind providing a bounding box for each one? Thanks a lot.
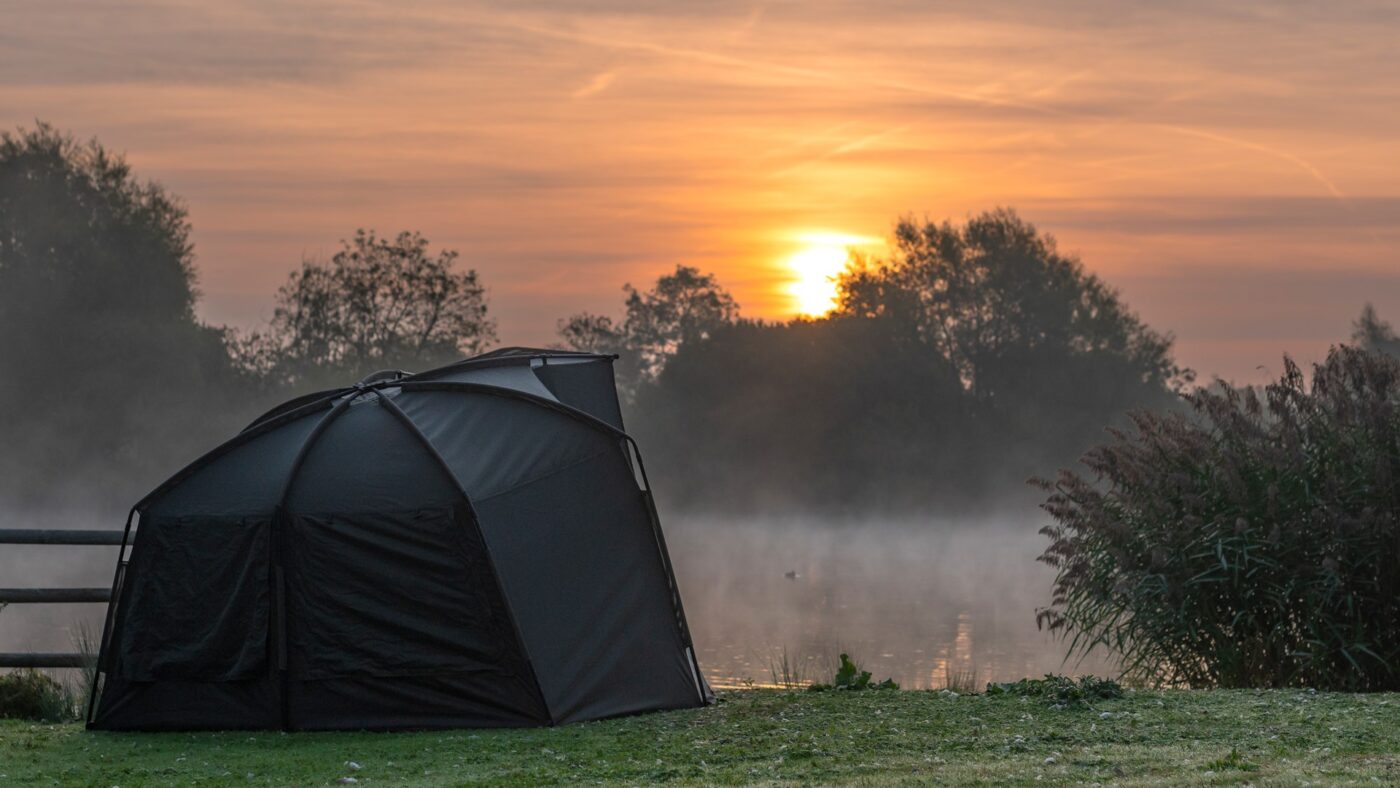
[571,70,617,99]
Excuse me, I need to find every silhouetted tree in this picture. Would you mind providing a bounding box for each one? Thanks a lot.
[838,208,1185,401]
[236,230,495,389]
[631,316,973,513]
[1352,303,1400,359]
[558,264,738,393]
[0,123,237,504]
[612,210,1185,514]
[555,313,626,358]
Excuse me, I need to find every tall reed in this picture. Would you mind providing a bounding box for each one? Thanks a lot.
[1037,347,1400,690]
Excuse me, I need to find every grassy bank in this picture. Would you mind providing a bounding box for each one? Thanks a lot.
[3,688,1399,785]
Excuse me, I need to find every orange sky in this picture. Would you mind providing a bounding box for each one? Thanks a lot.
[4,1,1399,381]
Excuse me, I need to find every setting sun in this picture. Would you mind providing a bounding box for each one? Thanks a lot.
[783,232,882,316]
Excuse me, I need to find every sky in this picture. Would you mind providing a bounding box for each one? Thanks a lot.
[3,0,1398,382]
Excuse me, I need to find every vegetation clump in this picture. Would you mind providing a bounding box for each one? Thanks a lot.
[985,674,1123,707]
[807,652,899,691]
[1038,346,1400,690]
[0,670,75,722]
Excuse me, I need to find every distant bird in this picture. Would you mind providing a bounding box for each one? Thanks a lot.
[784,570,799,580]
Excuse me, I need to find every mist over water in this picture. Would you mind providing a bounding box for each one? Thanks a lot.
[668,516,1115,690]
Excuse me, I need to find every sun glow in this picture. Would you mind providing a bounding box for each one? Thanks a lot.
[783,232,881,316]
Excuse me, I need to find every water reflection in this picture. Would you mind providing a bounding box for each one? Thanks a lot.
[666,517,1115,689]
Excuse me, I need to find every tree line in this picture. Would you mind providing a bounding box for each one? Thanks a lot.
[4,122,1392,515]
[558,210,1188,514]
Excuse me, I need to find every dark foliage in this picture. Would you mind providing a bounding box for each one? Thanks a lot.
[807,653,899,691]
[558,264,737,396]
[984,674,1123,707]
[233,229,495,390]
[0,670,72,721]
[1037,347,1400,690]
[632,316,976,513]
[616,210,1182,514]
[0,123,245,505]
[838,208,1186,402]
[1353,304,1400,359]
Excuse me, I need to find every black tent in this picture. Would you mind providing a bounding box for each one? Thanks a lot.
[87,348,711,731]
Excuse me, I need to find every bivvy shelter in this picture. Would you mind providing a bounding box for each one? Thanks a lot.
[87,348,711,731]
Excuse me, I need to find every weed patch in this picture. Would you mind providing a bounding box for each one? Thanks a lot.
[807,653,899,691]
[0,670,75,722]
[985,674,1123,708]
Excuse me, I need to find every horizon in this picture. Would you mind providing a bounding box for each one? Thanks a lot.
[4,0,1398,382]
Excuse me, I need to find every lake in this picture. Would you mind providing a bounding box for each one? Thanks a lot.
[667,516,1115,689]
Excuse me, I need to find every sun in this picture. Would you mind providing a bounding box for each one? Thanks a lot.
[782,232,880,317]
[786,246,849,316]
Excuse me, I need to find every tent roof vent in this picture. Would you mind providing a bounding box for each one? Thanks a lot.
[357,369,409,386]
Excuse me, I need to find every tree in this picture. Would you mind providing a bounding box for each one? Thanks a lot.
[555,313,626,356]
[557,264,738,392]
[629,316,971,513]
[0,123,237,504]
[1352,303,1400,359]
[837,208,1185,401]
[237,230,496,388]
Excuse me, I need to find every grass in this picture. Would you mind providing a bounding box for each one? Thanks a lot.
[2,688,1400,785]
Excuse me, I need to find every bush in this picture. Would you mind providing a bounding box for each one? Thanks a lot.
[0,670,74,722]
[985,675,1123,707]
[1037,347,1400,690]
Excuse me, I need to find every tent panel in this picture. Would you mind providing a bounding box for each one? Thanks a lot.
[144,413,321,518]
[285,506,525,681]
[474,447,701,723]
[285,398,459,514]
[288,671,545,730]
[532,358,625,430]
[110,515,270,681]
[90,676,277,731]
[396,391,608,502]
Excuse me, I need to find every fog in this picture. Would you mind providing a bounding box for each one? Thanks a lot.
[1,509,1114,689]
[667,515,1112,689]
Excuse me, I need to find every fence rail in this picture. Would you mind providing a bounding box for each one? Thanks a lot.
[0,529,126,545]
[0,652,91,669]
[1,528,124,670]
[0,588,111,604]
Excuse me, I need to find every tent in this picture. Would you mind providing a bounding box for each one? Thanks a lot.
[87,348,711,731]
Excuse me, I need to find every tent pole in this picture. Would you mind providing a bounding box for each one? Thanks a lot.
[268,391,360,730]
[86,506,138,726]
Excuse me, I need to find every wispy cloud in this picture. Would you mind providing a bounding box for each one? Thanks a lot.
[1156,124,1347,200]
[571,70,617,99]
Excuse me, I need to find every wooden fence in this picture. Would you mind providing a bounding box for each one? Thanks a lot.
[0,529,123,669]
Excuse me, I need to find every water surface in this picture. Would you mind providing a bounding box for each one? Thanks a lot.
[667,517,1115,689]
